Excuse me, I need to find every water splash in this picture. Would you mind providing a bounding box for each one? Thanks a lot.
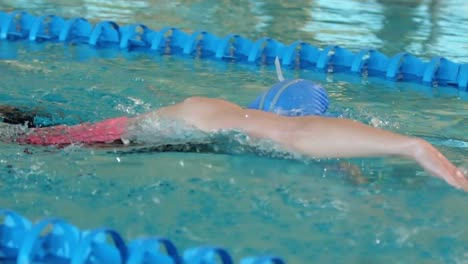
[0,122,28,142]
[122,115,302,159]
[126,115,211,146]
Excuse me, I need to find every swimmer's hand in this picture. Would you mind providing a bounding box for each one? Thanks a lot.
[411,139,468,191]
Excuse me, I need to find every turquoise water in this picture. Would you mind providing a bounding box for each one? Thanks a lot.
[0,0,467,263]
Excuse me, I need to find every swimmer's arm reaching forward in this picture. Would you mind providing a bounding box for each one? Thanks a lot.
[136,96,468,191]
[283,116,468,191]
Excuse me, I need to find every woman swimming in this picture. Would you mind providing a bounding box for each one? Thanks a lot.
[1,95,467,191]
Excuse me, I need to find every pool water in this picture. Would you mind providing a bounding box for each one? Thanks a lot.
[0,0,467,263]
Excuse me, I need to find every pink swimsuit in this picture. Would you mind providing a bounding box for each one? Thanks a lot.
[17,116,130,146]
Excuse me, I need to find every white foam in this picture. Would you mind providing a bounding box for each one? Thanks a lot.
[0,123,28,142]
[126,115,211,146]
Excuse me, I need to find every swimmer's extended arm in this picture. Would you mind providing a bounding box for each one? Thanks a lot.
[283,116,468,191]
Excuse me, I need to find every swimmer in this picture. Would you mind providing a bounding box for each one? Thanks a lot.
[0,95,467,191]
[0,60,466,190]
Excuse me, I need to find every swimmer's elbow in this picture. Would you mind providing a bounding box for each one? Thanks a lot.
[405,137,432,160]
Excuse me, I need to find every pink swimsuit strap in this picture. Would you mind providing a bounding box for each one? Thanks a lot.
[17,116,130,146]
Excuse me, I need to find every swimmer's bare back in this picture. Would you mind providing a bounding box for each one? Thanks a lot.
[2,96,467,191]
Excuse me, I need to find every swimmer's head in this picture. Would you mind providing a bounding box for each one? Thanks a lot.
[247,79,329,116]
[247,57,329,116]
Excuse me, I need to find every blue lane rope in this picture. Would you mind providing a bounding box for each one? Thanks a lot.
[0,209,286,264]
[0,10,467,92]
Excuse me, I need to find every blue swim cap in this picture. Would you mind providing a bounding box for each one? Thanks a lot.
[247,79,329,116]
